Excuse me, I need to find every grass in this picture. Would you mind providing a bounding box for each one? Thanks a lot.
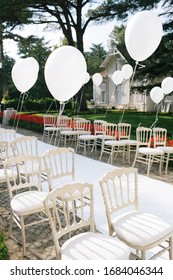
[69,110,173,138]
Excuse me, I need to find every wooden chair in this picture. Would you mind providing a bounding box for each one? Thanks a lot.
[0,141,10,166]
[44,182,130,260]
[100,167,173,260]
[97,122,117,155]
[76,120,108,156]
[0,129,16,158]
[11,135,38,156]
[0,141,17,188]
[59,118,91,147]
[49,115,73,145]
[132,127,164,176]
[99,123,127,164]
[42,114,56,142]
[43,147,75,191]
[117,123,138,163]
[3,155,52,256]
[10,136,46,181]
[153,127,173,175]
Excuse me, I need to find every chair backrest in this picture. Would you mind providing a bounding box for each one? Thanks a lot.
[117,123,131,140]
[94,120,107,135]
[10,136,38,156]
[3,155,42,200]
[136,127,152,148]
[43,115,56,128]
[103,122,117,138]
[74,119,91,132]
[99,167,138,236]
[0,141,9,165]
[44,182,94,259]
[43,147,75,191]
[153,127,167,148]
[55,115,72,128]
[0,129,16,142]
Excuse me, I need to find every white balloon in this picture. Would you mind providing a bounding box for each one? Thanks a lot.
[112,70,124,85]
[92,73,103,86]
[122,64,133,80]
[44,46,87,102]
[150,86,164,104]
[125,11,163,62]
[84,72,90,84]
[12,57,39,93]
[161,77,173,95]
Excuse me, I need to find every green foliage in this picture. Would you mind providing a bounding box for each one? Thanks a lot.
[6,97,73,113]
[0,232,9,260]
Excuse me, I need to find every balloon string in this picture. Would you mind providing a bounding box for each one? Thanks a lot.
[49,101,66,146]
[150,103,161,129]
[15,92,28,132]
[46,98,56,114]
[76,85,84,117]
[12,92,22,129]
[119,61,145,123]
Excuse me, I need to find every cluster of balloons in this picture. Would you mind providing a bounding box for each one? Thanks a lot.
[12,46,88,103]
[125,10,163,62]
[112,64,133,85]
[11,10,163,105]
[150,77,173,104]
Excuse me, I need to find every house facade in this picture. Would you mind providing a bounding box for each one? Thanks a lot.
[93,48,173,112]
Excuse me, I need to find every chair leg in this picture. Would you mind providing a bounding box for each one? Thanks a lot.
[147,155,151,177]
[8,212,13,238]
[141,250,146,260]
[99,145,104,161]
[165,153,170,175]
[84,141,87,156]
[20,216,26,256]
[159,155,163,176]
[169,236,173,260]
[132,151,138,168]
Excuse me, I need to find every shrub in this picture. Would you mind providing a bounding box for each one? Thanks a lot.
[0,232,9,260]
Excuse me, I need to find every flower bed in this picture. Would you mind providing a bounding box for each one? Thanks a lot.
[10,114,44,133]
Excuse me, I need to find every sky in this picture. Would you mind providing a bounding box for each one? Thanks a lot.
[3,20,116,61]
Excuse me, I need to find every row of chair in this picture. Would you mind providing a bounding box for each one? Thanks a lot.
[1,131,173,260]
[44,117,173,177]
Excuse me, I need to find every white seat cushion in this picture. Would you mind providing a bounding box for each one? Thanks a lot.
[61,131,78,135]
[104,140,126,146]
[121,140,138,145]
[61,232,129,260]
[97,135,114,140]
[139,147,164,155]
[78,135,97,140]
[11,191,49,215]
[156,146,173,154]
[113,211,173,249]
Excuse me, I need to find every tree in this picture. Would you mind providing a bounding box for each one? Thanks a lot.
[0,0,166,109]
[0,0,33,98]
[1,0,161,54]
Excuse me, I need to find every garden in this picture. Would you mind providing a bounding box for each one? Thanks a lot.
[1,109,172,146]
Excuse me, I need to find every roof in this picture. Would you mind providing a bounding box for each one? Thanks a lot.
[100,47,127,68]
